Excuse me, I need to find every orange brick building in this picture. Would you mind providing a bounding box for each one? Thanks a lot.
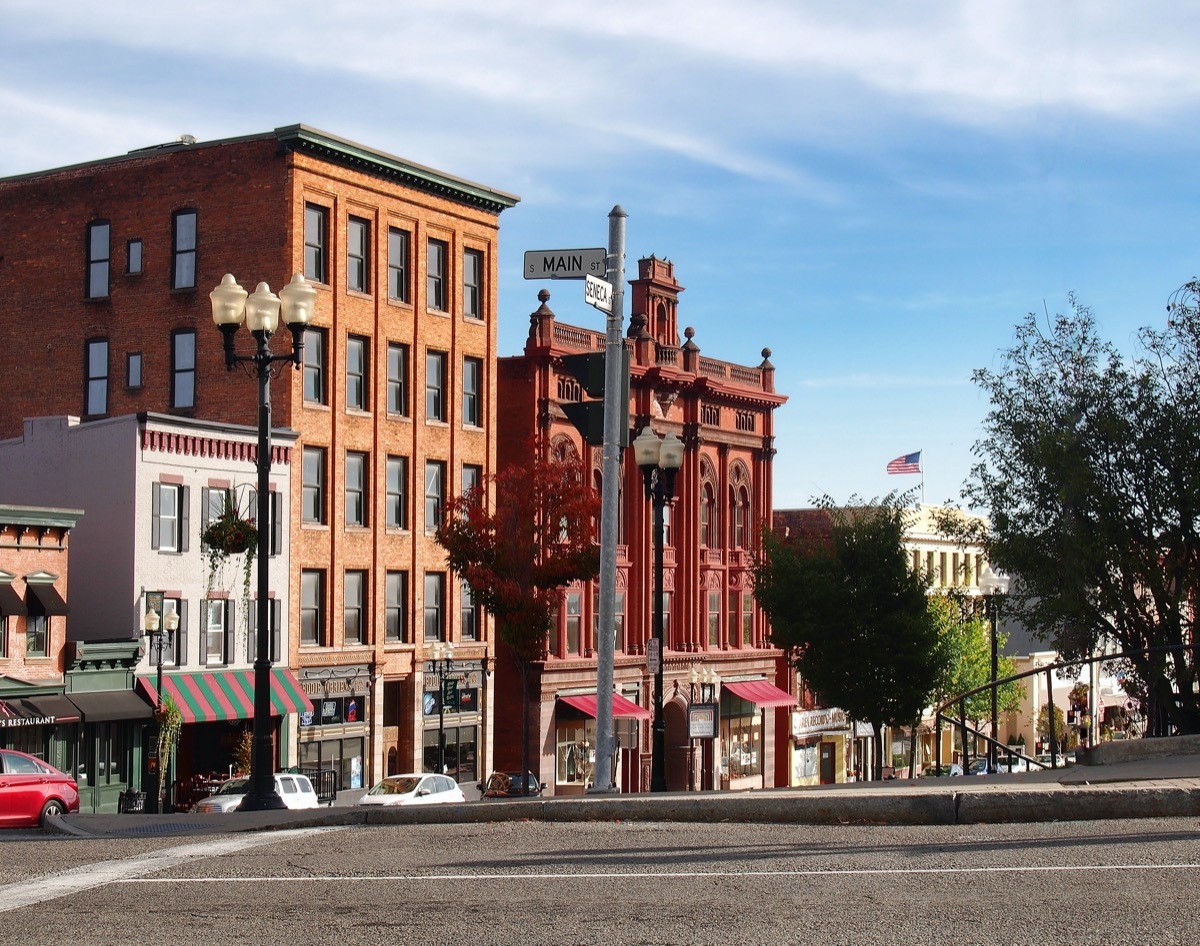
[0,127,519,791]
[496,257,792,794]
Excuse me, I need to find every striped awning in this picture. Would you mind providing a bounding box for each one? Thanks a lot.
[721,679,798,709]
[137,668,312,724]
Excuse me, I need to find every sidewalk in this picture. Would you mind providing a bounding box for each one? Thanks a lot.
[46,752,1200,840]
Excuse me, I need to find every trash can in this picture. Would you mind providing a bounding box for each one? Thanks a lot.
[118,790,146,813]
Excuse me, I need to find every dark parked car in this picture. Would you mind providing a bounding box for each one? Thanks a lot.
[478,771,546,799]
[0,748,80,828]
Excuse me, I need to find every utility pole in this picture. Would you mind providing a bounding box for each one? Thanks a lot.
[589,206,626,794]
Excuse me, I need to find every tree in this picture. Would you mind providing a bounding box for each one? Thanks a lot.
[436,437,600,789]
[753,494,943,780]
[954,292,1200,734]
[926,594,1024,763]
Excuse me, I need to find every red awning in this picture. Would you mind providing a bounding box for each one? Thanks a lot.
[558,692,652,721]
[722,679,797,708]
[137,668,312,724]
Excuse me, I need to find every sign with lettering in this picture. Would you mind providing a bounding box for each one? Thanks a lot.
[523,248,607,280]
[584,274,613,313]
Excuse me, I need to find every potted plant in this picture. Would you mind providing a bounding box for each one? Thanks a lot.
[201,496,257,618]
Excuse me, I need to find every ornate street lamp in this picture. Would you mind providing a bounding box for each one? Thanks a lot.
[688,666,720,791]
[633,425,684,793]
[210,272,316,810]
[144,601,179,812]
[980,564,1011,774]
[429,641,456,774]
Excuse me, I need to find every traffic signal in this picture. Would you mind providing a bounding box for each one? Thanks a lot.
[559,349,630,447]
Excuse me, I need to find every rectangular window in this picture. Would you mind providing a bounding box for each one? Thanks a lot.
[345,451,368,527]
[305,204,328,283]
[463,248,483,319]
[742,592,754,645]
[347,217,369,293]
[386,571,408,643]
[460,580,479,642]
[161,598,182,666]
[388,227,410,302]
[85,338,109,416]
[426,350,446,421]
[425,460,445,530]
[151,482,189,552]
[303,328,326,404]
[346,335,368,411]
[661,592,672,646]
[247,598,282,663]
[302,447,326,523]
[172,209,197,290]
[708,591,721,647]
[126,352,142,389]
[595,589,627,652]
[201,486,232,531]
[461,464,482,499]
[427,238,447,311]
[344,570,366,645]
[565,592,581,655]
[87,221,110,298]
[25,601,48,658]
[127,239,143,275]
[171,329,196,410]
[387,343,409,416]
[386,456,409,529]
[423,572,444,641]
[301,570,324,645]
[204,599,227,665]
[462,356,482,427]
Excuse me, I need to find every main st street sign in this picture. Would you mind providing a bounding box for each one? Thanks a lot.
[523,248,607,280]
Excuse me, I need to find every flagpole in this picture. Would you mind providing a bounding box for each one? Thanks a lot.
[920,449,925,506]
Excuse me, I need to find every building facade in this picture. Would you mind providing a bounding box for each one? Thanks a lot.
[0,126,519,794]
[496,257,790,795]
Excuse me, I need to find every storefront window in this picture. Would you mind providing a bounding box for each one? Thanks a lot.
[421,724,477,783]
[555,719,594,786]
[720,694,761,780]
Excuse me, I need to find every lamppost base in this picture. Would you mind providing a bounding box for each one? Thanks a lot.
[236,791,288,812]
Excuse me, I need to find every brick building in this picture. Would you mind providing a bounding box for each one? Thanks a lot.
[496,257,791,795]
[0,126,519,792]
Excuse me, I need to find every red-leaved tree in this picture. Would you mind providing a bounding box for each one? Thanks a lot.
[436,437,600,788]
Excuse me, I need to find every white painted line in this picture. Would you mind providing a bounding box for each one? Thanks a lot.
[119,862,1200,884]
[0,828,342,913]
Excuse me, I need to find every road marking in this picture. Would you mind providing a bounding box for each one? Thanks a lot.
[0,828,342,913]
[120,862,1200,884]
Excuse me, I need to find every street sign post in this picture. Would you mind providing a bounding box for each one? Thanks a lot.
[523,248,607,280]
[584,274,613,313]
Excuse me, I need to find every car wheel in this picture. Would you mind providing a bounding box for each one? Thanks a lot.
[39,799,66,828]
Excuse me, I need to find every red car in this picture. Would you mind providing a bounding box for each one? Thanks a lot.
[0,749,81,828]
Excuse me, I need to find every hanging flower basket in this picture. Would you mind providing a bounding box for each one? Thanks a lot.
[201,500,257,612]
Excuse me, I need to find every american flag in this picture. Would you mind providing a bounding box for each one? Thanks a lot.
[886,451,922,475]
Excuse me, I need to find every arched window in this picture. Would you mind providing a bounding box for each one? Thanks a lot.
[700,483,717,548]
[732,486,749,549]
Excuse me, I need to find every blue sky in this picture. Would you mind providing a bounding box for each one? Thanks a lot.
[4,1,1198,511]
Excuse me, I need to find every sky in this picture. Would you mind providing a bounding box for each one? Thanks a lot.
[4,1,1199,512]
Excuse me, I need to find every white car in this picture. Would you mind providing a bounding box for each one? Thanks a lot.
[191,773,320,813]
[358,773,466,807]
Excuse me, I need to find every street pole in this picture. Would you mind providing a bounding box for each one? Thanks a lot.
[211,273,316,812]
[989,593,998,775]
[590,205,626,795]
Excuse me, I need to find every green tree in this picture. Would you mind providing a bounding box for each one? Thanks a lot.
[953,293,1200,734]
[436,437,600,788]
[753,494,943,781]
[927,594,1024,762]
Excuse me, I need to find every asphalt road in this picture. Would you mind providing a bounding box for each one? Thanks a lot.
[1,816,1198,945]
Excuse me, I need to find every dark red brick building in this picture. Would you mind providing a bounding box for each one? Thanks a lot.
[496,256,792,794]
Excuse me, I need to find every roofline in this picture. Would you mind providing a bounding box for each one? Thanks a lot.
[0,504,84,529]
[0,124,521,214]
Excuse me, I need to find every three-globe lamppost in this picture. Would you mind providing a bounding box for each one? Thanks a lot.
[210,272,317,810]
[429,641,456,775]
[144,602,179,813]
[979,564,1011,774]
[633,425,684,793]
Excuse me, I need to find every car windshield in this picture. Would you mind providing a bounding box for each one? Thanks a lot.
[368,777,420,796]
[215,778,249,796]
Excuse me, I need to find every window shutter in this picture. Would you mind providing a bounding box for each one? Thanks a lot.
[247,605,256,663]
[272,600,282,662]
[198,605,207,664]
[224,605,234,666]
[180,486,190,552]
[177,600,188,667]
[271,492,283,557]
[151,483,161,550]
[201,487,212,531]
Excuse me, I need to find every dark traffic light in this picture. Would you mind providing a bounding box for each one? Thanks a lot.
[559,349,630,447]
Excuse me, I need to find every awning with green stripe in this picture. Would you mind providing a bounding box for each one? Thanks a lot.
[136,668,312,724]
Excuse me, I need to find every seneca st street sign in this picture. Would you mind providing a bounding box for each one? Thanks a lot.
[584,273,613,313]
[523,247,607,280]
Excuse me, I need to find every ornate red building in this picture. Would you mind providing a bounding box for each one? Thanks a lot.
[496,256,791,794]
